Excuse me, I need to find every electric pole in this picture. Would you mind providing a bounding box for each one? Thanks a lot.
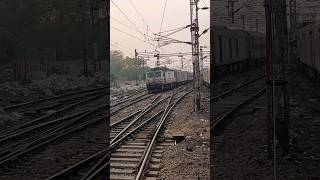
[190,0,201,112]
[142,57,146,82]
[200,46,206,93]
[135,49,138,85]
[264,0,290,160]
[178,54,184,70]
[154,53,160,67]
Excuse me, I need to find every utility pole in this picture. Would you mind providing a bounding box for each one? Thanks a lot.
[200,46,205,93]
[154,53,160,67]
[190,0,201,112]
[264,0,290,159]
[135,49,138,85]
[178,54,184,70]
[142,57,146,82]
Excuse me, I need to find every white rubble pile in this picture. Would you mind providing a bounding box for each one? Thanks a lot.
[0,74,103,97]
[110,81,145,95]
[0,82,32,96]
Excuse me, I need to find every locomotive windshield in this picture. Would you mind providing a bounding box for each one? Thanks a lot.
[154,72,162,77]
[147,72,154,78]
[147,71,162,78]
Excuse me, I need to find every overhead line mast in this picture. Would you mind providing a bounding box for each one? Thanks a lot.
[264,0,290,170]
[190,0,201,112]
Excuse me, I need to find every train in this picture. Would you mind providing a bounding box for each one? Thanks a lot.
[145,67,193,92]
[298,21,320,87]
[212,26,266,75]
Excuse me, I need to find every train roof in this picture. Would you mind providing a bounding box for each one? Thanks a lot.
[149,66,191,73]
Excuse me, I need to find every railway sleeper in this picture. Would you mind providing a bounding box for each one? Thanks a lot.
[143,140,175,179]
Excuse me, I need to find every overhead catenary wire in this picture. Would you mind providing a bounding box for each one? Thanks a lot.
[128,0,156,35]
[111,26,157,48]
[110,16,143,34]
[111,0,146,38]
[159,0,168,34]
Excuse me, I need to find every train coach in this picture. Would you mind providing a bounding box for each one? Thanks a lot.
[298,21,320,87]
[212,26,266,75]
[146,67,193,92]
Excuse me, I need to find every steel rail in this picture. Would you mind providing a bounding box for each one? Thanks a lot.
[46,109,165,180]
[111,91,148,106]
[212,75,265,101]
[0,91,151,153]
[211,87,266,133]
[0,110,88,145]
[3,86,108,111]
[110,95,167,145]
[135,90,192,179]
[0,91,108,136]
[0,107,107,165]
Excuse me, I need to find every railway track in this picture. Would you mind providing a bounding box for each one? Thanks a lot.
[44,86,192,180]
[0,87,150,179]
[109,88,191,180]
[211,75,266,134]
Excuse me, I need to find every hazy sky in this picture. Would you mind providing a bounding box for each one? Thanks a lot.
[110,0,210,71]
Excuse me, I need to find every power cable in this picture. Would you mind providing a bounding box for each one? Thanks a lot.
[159,0,168,33]
[128,0,156,35]
[111,0,145,37]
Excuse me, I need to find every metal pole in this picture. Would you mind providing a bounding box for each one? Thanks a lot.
[264,0,273,158]
[200,46,204,93]
[273,0,290,154]
[135,49,138,85]
[265,0,290,160]
[190,0,201,112]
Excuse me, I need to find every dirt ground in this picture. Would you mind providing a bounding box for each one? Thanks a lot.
[158,86,210,179]
[211,65,320,179]
[212,96,274,180]
[276,67,320,179]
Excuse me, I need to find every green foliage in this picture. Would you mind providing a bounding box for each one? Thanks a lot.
[110,50,151,82]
